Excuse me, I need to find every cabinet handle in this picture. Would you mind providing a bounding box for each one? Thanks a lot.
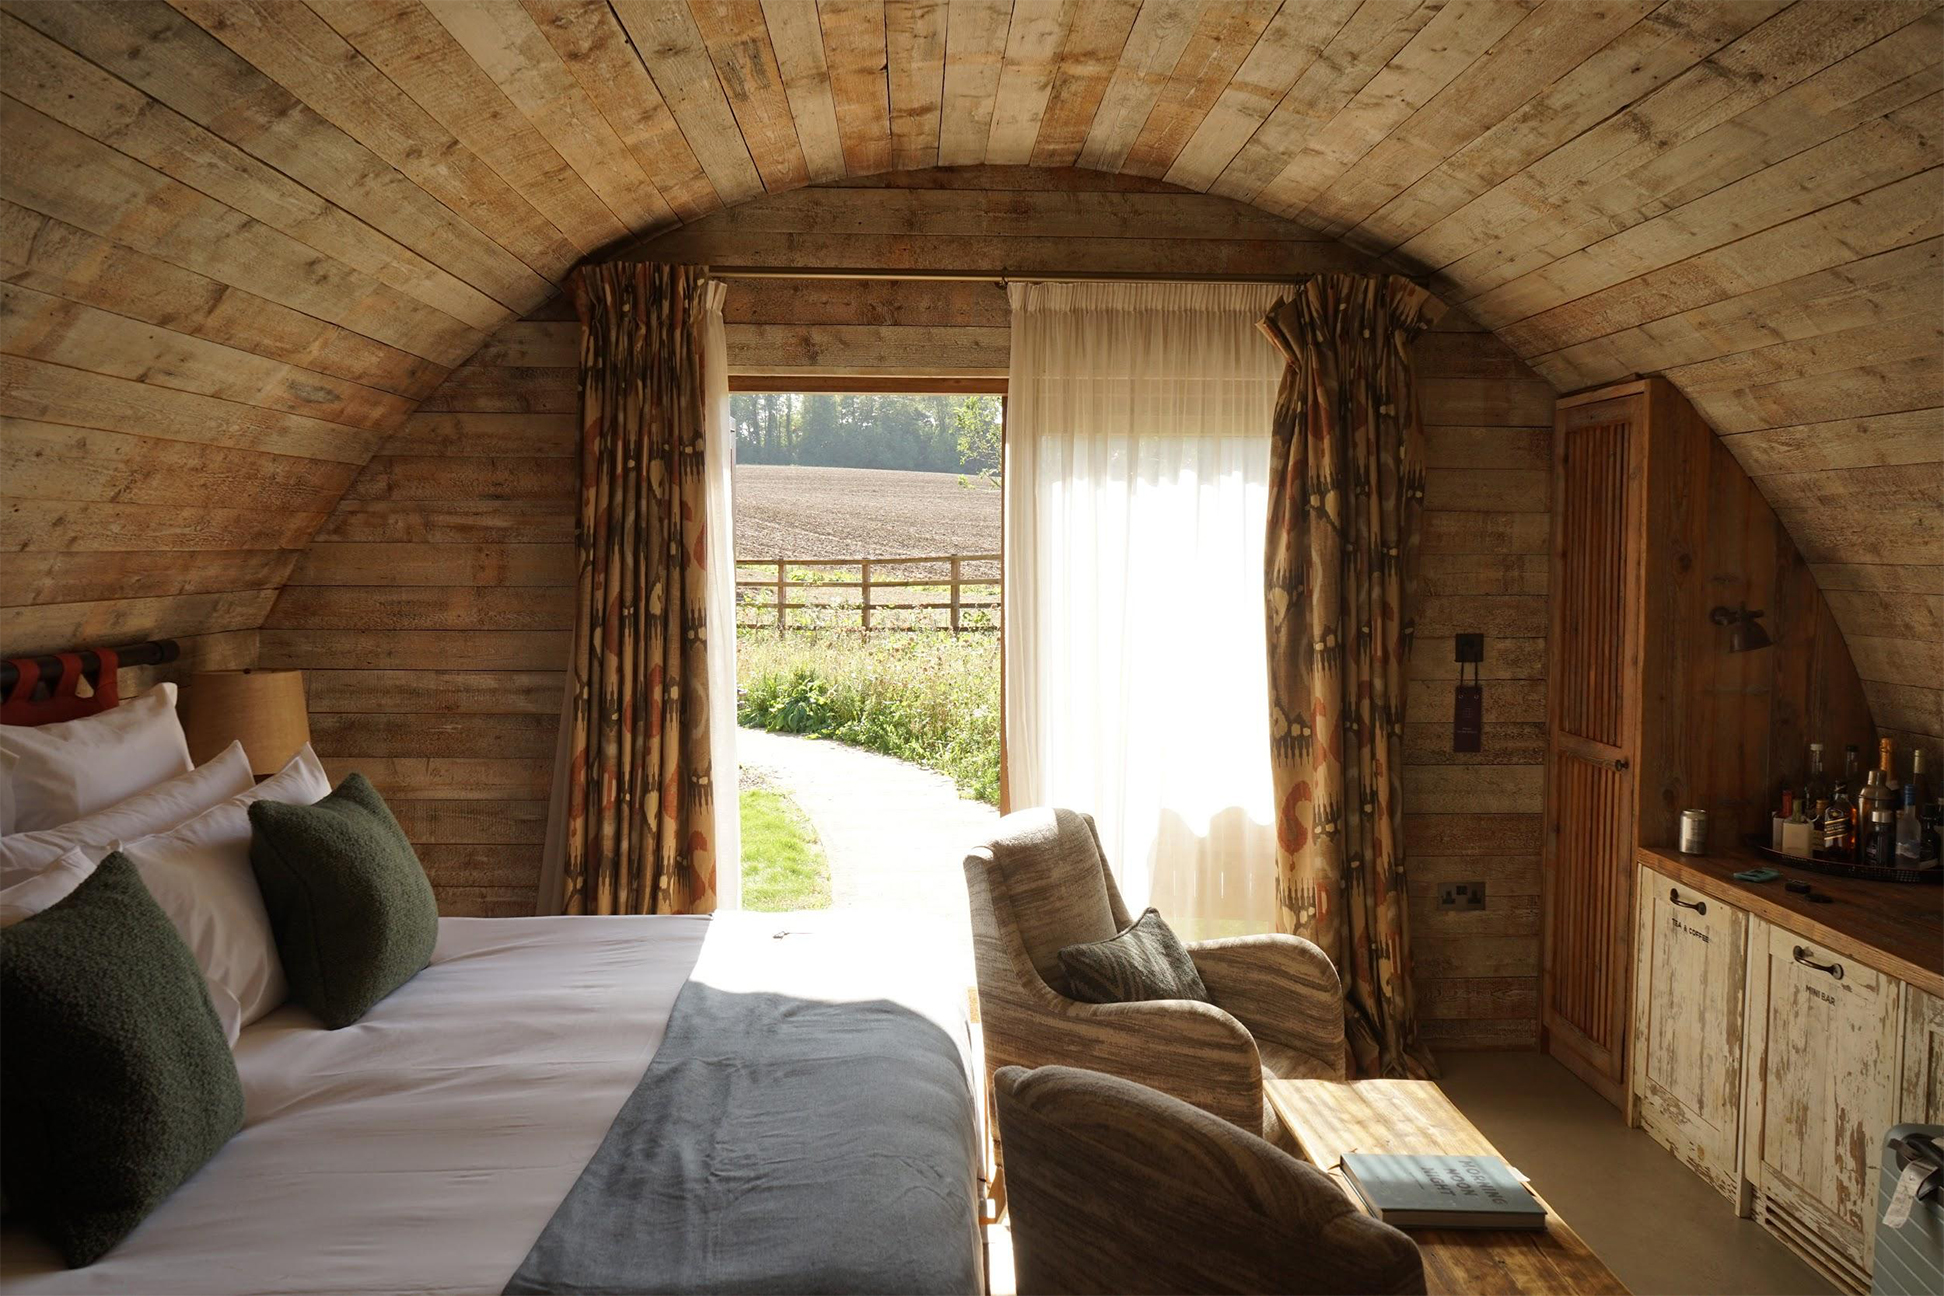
[1792,946,1844,981]
[1668,888,1706,916]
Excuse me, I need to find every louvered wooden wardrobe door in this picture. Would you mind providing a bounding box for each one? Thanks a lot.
[1543,394,1643,1106]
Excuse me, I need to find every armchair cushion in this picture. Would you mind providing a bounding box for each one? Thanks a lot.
[986,808,1121,994]
[1059,908,1212,1005]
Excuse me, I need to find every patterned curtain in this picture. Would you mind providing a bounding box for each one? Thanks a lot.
[1259,274,1444,1078]
[559,263,718,916]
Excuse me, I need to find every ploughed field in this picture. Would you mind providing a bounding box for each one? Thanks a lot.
[732,465,1000,563]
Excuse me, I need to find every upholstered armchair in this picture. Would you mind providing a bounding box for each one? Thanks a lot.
[963,807,1346,1143]
[995,1064,1424,1296]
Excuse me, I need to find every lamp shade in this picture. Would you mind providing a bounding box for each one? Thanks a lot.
[181,670,311,775]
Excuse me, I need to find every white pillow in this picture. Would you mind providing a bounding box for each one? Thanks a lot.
[0,846,92,928]
[0,741,254,887]
[120,743,332,1044]
[0,684,194,834]
[0,749,15,836]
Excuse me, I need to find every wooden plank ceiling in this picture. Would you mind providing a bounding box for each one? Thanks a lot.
[2,0,1939,745]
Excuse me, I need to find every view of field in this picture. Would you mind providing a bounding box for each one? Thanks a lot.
[732,464,1000,561]
[731,456,1003,810]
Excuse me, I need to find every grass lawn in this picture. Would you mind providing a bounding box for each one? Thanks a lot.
[739,788,831,911]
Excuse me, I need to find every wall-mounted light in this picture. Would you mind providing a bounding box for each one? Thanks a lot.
[1709,604,1773,653]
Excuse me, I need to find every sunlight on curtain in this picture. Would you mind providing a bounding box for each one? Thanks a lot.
[1005,282,1287,940]
[700,279,740,910]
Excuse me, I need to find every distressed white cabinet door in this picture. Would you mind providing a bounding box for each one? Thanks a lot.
[1631,865,1748,1202]
[1752,923,1901,1283]
[1901,987,1944,1124]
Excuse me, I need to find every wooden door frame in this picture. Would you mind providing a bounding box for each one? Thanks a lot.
[724,375,1011,817]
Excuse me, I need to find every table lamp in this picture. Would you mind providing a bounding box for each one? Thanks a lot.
[181,669,311,776]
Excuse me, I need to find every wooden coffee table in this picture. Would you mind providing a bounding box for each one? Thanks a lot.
[1265,1078,1628,1296]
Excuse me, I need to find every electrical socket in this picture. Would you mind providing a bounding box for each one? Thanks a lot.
[1436,881,1488,911]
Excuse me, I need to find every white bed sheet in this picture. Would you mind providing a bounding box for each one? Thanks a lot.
[2,914,712,1296]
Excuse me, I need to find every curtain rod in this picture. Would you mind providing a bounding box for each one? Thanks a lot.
[705,266,1308,286]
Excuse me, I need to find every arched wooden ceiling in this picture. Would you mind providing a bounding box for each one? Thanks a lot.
[1,0,1938,742]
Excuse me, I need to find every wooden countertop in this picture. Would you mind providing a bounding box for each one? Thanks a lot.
[1637,842,1943,1000]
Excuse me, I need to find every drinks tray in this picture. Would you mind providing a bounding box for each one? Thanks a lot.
[1740,835,1942,885]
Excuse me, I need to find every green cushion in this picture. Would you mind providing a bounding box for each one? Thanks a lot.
[0,854,244,1267]
[248,773,437,1029]
[1058,908,1213,1005]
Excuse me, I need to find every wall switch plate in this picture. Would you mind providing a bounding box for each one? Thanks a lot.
[1436,881,1488,911]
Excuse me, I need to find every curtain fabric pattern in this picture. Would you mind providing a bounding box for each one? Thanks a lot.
[558,263,719,916]
[1259,274,1444,1078]
[1005,281,1289,940]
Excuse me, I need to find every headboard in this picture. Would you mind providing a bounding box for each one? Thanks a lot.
[1,639,181,726]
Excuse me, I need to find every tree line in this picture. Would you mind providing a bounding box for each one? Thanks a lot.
[731,393,1001,474]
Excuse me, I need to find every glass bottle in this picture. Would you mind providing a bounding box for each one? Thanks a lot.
[1896,781,1924,863]
[1909,748,1931,815]
[1864,792,1897,868]
[1879,737,1900,799]
[1806,743,1830,821]
[1823,745,1859,860]
[1859,769,1891,864]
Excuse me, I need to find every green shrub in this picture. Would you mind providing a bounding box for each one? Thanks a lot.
[737,631,1000,804]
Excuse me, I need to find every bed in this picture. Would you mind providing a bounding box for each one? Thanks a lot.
[0,651,983,1296]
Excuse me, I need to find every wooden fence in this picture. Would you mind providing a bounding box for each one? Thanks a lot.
[735,554,1000,634]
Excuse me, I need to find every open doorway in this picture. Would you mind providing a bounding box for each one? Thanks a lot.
[727,386,1005,984]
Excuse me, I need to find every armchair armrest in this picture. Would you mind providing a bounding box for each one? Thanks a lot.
[1189,934,1347,1081]
[998,993,1266,1132]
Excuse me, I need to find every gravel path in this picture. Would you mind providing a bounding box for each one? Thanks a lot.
[737,726,999,985]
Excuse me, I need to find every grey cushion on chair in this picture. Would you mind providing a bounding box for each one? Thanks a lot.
[1058,908,1211,1005]
[995,1065,1425,1296]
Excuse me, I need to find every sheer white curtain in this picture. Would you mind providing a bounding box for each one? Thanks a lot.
[1005,281,1286,939]
[699,279,740,909]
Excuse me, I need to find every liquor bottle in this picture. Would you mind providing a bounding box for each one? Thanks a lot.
[1864,788,1897,868]
[1823,744,1859,860]
[1858,769,1889,862]
[1859,745,1895,837]
[1879,737,1901,799]
[1909,748,1931,814]
[1805,743,1830,821]
[1896,781,1924,863]
[1927,797,1943,864]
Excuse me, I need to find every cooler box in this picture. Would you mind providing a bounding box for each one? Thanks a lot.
[1871,1126,1943,1296]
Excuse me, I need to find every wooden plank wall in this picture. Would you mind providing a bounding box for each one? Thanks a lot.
[261,171,1555,1046]
[3,0,1935,759]
[258,295,576,918]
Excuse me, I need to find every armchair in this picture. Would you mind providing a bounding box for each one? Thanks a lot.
[995,1064,1425,1295]
[964,807,1347,1143]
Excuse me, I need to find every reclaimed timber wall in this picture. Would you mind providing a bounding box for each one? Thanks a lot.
[2,0,1933,1035]
[258,294,575,919]
[3,0,1936,754]
[260,172,1556,1046]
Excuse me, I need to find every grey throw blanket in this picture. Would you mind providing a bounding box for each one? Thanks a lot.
[505,975,980,1295]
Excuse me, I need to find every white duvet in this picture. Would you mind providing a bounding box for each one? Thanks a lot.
[2,915,711,1296]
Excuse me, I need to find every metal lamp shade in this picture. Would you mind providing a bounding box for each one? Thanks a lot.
[181,670,312,775]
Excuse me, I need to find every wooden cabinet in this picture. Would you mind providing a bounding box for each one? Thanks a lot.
[1629,862,1749,1204]
[1901,987,1944,1124]
[1631,845,1942,1295]
[1543,378,1873,1107]
[1745,923,1902,1294]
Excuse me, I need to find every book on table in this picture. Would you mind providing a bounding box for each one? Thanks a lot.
[1338,1154,1548,1231]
